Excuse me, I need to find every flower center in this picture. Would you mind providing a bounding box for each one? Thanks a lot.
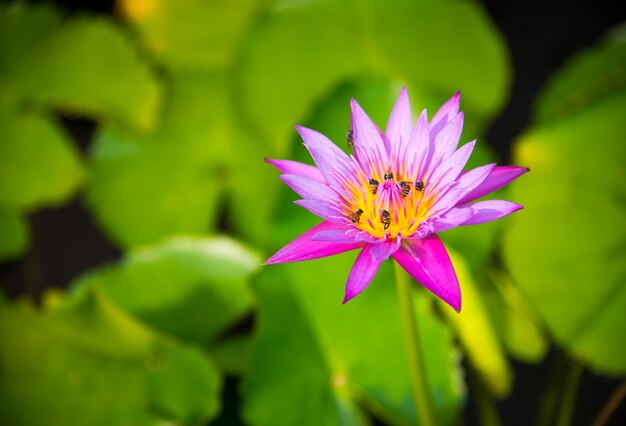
[345,170,430,239]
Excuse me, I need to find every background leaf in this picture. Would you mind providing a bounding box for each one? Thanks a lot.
[0,289,221,425]
[441,250,512,398]
[503,32,626,374]
[0,210,29,262]
[118,0,265,71]
[73,236,260,345]
[0,3,161,132]
[0,1,161,221]
[0,112,84,210]
[86,73,231,248]
[243,254,464,426]
[534,27,626,125]
[239,0,510,155]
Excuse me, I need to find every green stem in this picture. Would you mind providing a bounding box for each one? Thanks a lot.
[394,263,437,426]
[471,374,501,426]
[554,361,583,426]
[536,353,567,426]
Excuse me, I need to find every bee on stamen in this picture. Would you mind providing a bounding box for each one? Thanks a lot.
[399,181,410,197]
[415,180,424,191]
[381,210,391,230]
[350,208,363,223]
[384,172,394,180]
[368,178,379,195]
[346,128,354,148]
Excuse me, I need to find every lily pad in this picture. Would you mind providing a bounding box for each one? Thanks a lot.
[0,210,29,262]
[73,235,260,345]
[441,250,512,397]
[239,0,510,155]
[86,73,231,248]
[118,0,265,71]
[503,34,626,374]
[0,3,161,132]
[0,289,221,425]
[0,2,160,213]
[243,253,464,425]
[0,111,85,210]
[483,268,548,364]
[534,27,626,125]
[228,125,283,247]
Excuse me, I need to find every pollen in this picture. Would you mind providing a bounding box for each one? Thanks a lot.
[345,171,430,239]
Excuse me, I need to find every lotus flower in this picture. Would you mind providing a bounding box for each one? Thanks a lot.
[265,89,527,311]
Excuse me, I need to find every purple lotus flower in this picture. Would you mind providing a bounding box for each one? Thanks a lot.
[265,89,527,311]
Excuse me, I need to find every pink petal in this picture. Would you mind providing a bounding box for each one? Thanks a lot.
[462,200,523,225]
[266,221,364,264]
[296,126,354,187]
[458,166,530,204]
[386,87,413,159]
[392,235,461,312]
[429,111,464,169]
[429,163,496,215]
[369,237,402,262]
[312,228,379,244]
[430,91,461,138]
[426,140,476,190]
[409,110,430,179]
[294,199,344,224]
[265,158,325,184]
[280,174,340,203]
[350,98,389,177]
[430,207,475,233]
[312,228,358,243]
[454,163,497,196]
[343,244,382,303]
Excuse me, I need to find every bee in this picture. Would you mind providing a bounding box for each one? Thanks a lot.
[399,181,410,197]
[384,172,394,180]
[350,208,363,223]
[369,178,379,195]
[381,210,391,230]
[415,180,424,191]
[346,128,354,148]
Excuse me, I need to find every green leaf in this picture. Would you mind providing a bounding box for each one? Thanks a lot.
[228,125,283,248]
[118,0,265,71]
[73,236,260,345]
[0,210,29,261]
[239,0,510,154]
[0,289,221,425]
[503,84,626,374]
[0,112,85,210]
[0,2,160,214]
[86,72,232,248]
[243,254,464,425]
[534,27,626,125]
[441,250,512,397]
[209,334,252,376]
[0,3,161,132]
[483,269,548,364]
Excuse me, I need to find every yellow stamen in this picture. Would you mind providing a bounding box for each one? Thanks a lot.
[344,171,434,239]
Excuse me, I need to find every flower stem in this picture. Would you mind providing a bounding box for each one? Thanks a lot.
[470,373,501,426]
[394,263,437,426]
[554,360,583,426]
[536,352,567,426]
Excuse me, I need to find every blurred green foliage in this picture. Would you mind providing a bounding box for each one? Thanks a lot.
[0,289,220,425]
[244,254,463,426]
[72,236,260,345]
[503,28,626,375]
[0,0,624,424]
